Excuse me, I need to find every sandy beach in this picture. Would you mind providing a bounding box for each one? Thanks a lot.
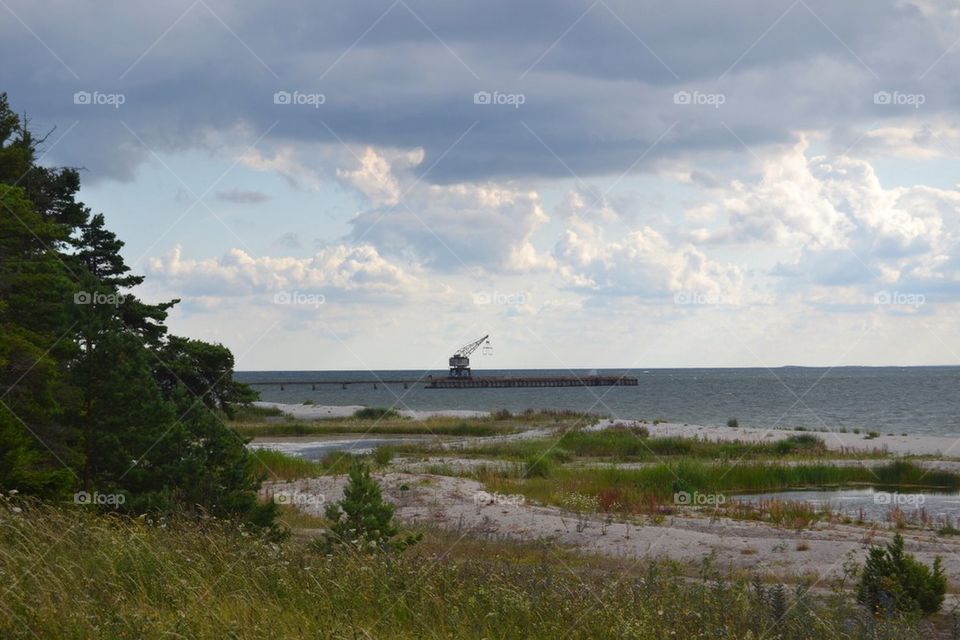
[264,472,960,593]
[598,418,960,457]
[257,402,960,592]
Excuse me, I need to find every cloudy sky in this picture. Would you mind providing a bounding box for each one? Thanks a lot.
[3,0,960,370]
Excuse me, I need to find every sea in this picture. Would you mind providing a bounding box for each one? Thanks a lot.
[236,366,960,437]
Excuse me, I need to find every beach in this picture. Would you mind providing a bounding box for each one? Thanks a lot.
[254,401,960,594]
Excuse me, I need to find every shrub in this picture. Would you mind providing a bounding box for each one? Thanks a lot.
[523,455,554,478]
[320,460,419,553]
[372,447,394,467]
[353,407,401,420]
[727,418,739,428]
[320,451,360,475]
[856,533,946,616]
[491,409,513,420]
[773,434,826,455]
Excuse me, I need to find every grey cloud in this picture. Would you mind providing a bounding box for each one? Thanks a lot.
[2,0,958,183]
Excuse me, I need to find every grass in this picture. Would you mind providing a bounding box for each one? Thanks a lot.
[229,409,598,438]
[251,448,367,480]
[250,448,325,480]
[482,460,960,516]
[0,499,931,639]
[427,430,879,463]
[352,406,401,420]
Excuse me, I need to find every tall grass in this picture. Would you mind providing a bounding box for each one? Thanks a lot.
[0,500,927,639]
[485,461,960,515]
[352,406,402,420]
[458,431,864,462]
[250,448,325,480]
[230,409,596,439]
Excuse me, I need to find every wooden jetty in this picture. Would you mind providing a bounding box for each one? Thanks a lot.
[424,375,638,389]
[246,374,639,390]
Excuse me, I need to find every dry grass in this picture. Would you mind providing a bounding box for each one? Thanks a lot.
[0,497,933,639]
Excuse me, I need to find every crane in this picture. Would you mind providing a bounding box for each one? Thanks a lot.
[448,334,490,378]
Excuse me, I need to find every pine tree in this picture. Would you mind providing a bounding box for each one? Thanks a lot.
[0,184,75,496]
[322,460,419,553]
[0,92,272,526]
[857,533,946,616]
[156,337,258,416]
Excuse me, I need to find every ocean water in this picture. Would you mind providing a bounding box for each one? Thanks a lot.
[236,366,960,437]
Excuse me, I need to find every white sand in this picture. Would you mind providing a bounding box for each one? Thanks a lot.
[264,472,960,587]
[592,418,960,457]
[259,409,960,589]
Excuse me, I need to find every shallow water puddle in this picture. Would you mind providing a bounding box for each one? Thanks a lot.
[733,487,960,523]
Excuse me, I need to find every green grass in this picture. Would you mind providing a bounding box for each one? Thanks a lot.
[484,460,960,515]
[251,448,377,480]
[352,406,401,420]
[429,430,872,463]
[249,448,326,480]
[230,409,598,438]
[0,500,929,639]
[233,418,520,438]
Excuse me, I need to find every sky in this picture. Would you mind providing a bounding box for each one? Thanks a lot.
[2,0,959,371]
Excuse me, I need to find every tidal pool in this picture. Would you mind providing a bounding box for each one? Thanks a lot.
[249,435,433,461]
[732,487,960,523]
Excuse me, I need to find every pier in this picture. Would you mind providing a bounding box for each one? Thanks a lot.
[425,375,638,389]
[246,374,639,390]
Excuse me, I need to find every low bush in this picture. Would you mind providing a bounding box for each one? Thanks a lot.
[353,407,402,420]
[319,460,419,553]
[372,447,394,467]
[857,533,946,616]
[523,455,555,478]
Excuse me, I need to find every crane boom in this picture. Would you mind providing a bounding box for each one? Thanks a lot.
[455,334,489,358]
[448,334,490,378]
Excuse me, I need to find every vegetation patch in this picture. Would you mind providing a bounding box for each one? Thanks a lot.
[230,409,597,438]
[0,499,931,639]
[437,429,870,463]
[250,449,326,481]
[353,406,403,420]
[482,461,960,517]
